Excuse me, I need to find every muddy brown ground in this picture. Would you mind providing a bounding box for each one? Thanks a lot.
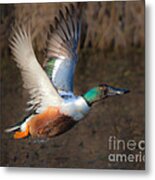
[1,48,145,169]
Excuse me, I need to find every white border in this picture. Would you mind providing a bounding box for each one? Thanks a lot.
[1,0,155,179]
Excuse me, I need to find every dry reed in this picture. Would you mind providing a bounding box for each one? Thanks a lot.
[0,1,144,58]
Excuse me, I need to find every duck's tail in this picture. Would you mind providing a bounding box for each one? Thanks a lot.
[4,114,35,139]
[4,119,30,139]
[5,124,21,133]
[4,117,28,133]
[4,113,34,134]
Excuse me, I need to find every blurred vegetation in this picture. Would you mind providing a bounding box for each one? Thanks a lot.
[0,1,144,58]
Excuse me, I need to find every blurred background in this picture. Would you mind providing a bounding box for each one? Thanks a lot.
[0,1,145,169]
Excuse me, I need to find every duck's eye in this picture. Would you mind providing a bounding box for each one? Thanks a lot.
[99,86,106,91]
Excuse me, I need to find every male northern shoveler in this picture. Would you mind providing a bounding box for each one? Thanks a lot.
[5,5,129,139]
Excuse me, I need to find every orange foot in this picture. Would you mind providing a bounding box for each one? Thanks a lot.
[13,125,29,139]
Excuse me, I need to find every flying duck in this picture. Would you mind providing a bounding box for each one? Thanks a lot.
[5,5,129,139]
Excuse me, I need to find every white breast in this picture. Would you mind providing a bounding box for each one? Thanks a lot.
[60,96,90,121]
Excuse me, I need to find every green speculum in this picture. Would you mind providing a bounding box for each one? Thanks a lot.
[44,58,56,77]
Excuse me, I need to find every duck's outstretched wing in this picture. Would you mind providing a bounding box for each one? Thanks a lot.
[10,25,63,113]
[44,5,81,94]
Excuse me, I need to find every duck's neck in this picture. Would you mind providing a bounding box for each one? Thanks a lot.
[83,87,102,106]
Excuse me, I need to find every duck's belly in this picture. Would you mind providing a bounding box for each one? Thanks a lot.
[28,106,76,138]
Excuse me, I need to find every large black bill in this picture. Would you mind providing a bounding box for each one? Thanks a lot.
[106,86,130,96]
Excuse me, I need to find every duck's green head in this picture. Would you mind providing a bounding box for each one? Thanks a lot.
[83,84,129,106]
